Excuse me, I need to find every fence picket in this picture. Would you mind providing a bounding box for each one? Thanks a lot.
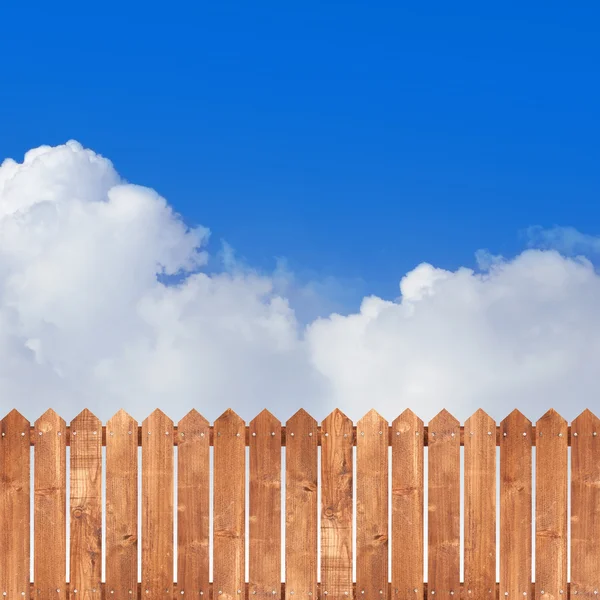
[70,409,102,600]
[285,409,318,600]
[391,409,424,600]
[428,409,460,599]
[0,410,30,600]
[321,409,353,600]
[213,409,245,600]
[500,410,532,600]
[177,410,210,598]
[34,409,67,600]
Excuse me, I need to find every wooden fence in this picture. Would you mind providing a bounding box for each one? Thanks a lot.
[1,407,599,600]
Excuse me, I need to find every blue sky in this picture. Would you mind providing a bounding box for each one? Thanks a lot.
[1,1,599,305]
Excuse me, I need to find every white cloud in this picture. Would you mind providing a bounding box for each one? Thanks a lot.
[1,140,599,426]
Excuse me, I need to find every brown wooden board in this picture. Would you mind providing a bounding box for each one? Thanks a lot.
[571,409,600,597]
[69,409,102,600]
[34,409,67,600]
[535,409,567,600]
[285,409,318,600]
[106,410,138,600]
[320,409,353,600]
[499,410,532,599]
[213,409,245,600]
[177,410,210,597]
[356,410,388,600]
[249,410,282,597]
[391,410,424,600]
[464,409,496,598]
[0,410,31,599]
[142,410,174,600]
[427,409,460,599]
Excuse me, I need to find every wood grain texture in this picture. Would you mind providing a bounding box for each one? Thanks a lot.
[249,410,282,597]
[464,409,496,598]
[106,410,138,600]
[571,409,600,597]
[285,409,318,600]
[427,409,460,599]
[142,410,174,600]
[177,410,210,596]
[535,409,567,600]
[321,409,353,600]
[391,410,424,600]
[0,410,30,599]
[499,410,532,599]
[213,409,245,600]
[356,410,388,600]
[34,409,67,600]
[70,409,102,600]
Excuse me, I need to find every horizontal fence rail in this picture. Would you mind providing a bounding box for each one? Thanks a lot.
[1,407,598,600]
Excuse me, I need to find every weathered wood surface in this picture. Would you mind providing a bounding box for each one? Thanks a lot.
[213,409,246,600]
[249,410,282,597]
[0,410,31,599]
[106,409,138,600]
[356,410,388,600]
[285,409,318,600]
[34,409,67,600]
[571,409,600,597]
[177,409,210,597]
[321,409,353,600]
[427,409,460,599]
[142,410,174,600]
[70,409,102,600]
[464,409,496,598]
[391,409,424,600]
[500,410,532,600]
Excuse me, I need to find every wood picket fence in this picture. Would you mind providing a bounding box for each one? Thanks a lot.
[1,407,599,600]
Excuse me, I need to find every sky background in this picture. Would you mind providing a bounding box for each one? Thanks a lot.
[2,2,600,304]
[1,2,600,425]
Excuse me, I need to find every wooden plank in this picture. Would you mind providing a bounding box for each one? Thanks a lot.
[391,409,424,600]
[320,409,353,600]
[285,409,318,600]
[249,410,282,597]
[34,409,67,600]
[142,410,174,600]
[177,410,210,597]
[213,409,245,600]
[356,410,388,600]
[571,409,600,597]
[70,410,102,600]
[428,409,460,599]
[464,409,496,598]
[106,410,138,600]
[500,410,532,599]
[535,409,567,600]
[0,410,31,599]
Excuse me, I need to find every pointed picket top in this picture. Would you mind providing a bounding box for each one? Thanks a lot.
[392,408,424,436]
[70,408,101,429]
[357,409,388,438]
[249,408,280,429]
[428,408,460,439]
[178,408,209,429]
[214,407,245,439]
[571,408,600,438]
[465,408,496,436]
[35,407,66,434]
[215,407,244,425]
[1,408,30,429]
[107,408,138,434]
[536,408,567,436]
[142,408,174,440]
[321,407,353,438]
[500,408,532,440]
[286,407,317,428]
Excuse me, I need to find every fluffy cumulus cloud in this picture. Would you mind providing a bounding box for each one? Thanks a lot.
[1,141,599,425]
